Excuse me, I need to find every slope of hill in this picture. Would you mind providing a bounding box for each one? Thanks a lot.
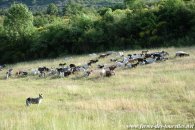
[0,47,194,129]
[0,0,124,8]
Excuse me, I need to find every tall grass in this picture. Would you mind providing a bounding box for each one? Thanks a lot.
[0,47,195,130]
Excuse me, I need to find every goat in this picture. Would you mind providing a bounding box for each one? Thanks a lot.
[31,69,39,75]
[76,66,86,72]
[98,53,111,59]
[56,67,69,76]
[26,94,43,106]
[105,70,114,77]
[161,51,169,56]
[150,51,167,61]
[176,51,190,57]
[116,61,126,68]
[123,57,130,64]
[110,58,118,62]
[69,64,76,68]
[59,63,66,67]
[151,51,169,58]
[87,62,92,67]
[129,54,145,59]
[71,66,80,74]
[89,59,99,64]
[56,68,64,74]
[64,71,72,77]
[125,63,132,68]
[100,69,115,77]
[78,62,92,71]
[38,66,50,72]
[48,68,58,76]
[16,70,28,76]
[56,67,70,73]
[131,62,139,68]
[118,52,124,57]
[83,70,93,77]
[128,59,137,63]
[137,58,146,63]
[143,57,157,64]
[98,64,104,69]
[38,66,50,77]
[144,54,153,58]
[108,65,117,71]
[6,69,13,79]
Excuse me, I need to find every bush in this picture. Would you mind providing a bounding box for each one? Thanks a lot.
[0,1,195,63]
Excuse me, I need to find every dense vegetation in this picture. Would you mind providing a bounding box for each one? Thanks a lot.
[0,0,195,63]
[0,0,123,8]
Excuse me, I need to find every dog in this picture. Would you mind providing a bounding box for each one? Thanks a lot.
[26,94,43,106]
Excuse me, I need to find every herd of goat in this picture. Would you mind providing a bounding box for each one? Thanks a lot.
[0,50,190,79]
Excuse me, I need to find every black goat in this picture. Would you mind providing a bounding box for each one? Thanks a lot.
[38,67,50,77]
[84,70,93,77]
[98,53,111,59]
[110,58,118,62]
[132,62,139,68]
[69,64,76,68]
[59,63,66,67]
[98,64,104,69]
[64,71,72,77]
[89,59,99,64]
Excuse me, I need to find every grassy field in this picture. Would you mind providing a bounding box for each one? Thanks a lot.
[0,47,195,130]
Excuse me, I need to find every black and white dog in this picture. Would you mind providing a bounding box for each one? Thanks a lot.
[26,94,43,106]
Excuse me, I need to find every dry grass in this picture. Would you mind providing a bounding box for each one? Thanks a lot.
[0,47,195,130]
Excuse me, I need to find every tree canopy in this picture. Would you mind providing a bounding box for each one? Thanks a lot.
[47,3,58,15]
[3,3,34,41]
[0,0,195,63]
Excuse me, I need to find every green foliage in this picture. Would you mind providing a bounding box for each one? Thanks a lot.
[0,1,195,63]
[3,3,34,42]
[63,1,85,16]
[47,3,58,15]
[33,15,50,27]
[0,8,7,15]
[124,0,145,9]
[33,15,63,27]
[124,0,136,6]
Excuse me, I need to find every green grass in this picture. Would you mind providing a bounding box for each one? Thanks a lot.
[0,47,195,130]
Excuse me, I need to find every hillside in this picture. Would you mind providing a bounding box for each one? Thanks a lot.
[0,47,194,129]
[0,0,123,8]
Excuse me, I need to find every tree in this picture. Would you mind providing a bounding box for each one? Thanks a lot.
[63,1,84,16]
[3,3,34,41]
[124,0,136,7]
[124,0,144,9]
[47,3,58,15]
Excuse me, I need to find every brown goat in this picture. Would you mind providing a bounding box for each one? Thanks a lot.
[108,65,117,71]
